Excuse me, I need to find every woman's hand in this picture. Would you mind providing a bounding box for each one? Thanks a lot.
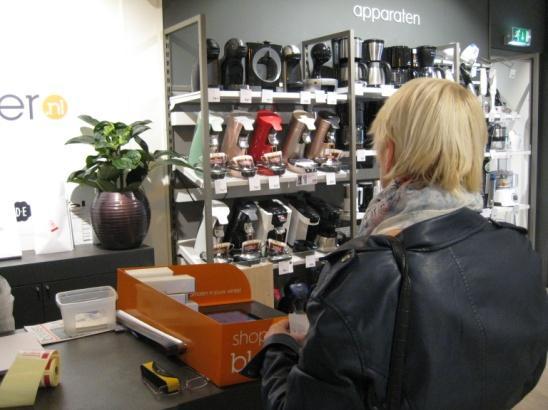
[264,318,306,345]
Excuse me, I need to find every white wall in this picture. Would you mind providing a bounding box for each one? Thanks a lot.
[0,0,171,264]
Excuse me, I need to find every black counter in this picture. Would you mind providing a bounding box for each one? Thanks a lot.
[33,330,261,410]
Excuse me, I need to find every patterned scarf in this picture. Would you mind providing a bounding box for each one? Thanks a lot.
[358,179,484,238]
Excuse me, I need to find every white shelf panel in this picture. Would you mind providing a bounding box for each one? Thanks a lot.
[485,112,521,121]
[336,85,396,98]
[177,237,325,270]
[170,90,348,110]
[484,150,531,159]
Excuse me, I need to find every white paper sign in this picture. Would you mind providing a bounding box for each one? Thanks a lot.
[327,92,338,105]
[268,175,280,190]
[207,88,221,102]
[278,259,294,275]
[325,172,336,185]
[297,172,317,186]
[214,178,227,194]
[305,254,317,268]
[248,175,261,192]
[300,91,311,105]
[261,89,273,103]
[357,149,367,162]
[240,88,253,104]
[314,91,326,103]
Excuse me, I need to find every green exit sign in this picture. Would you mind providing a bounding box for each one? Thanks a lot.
[506,27,532,47]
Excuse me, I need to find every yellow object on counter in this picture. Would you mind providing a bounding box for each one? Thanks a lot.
[0,350,60,408]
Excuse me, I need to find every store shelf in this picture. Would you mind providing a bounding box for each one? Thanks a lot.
[337,84,396,99]
[484,150,531,159]
[174,166,379,202]
[485,111,520,121]
[169,89,348,110]
[177,238,325,270]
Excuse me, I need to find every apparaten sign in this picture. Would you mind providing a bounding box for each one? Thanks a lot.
[353,4,421,25]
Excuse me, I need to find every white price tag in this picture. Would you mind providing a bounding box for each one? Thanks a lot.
[327,92,337,105]
[356,149,367,162]
[214,178,227,194]
[314,91,326,103]
[261,89,274,103]
[268,175,280,190]
[471,66,478,78]
[300,91,311,105]
[278,259,294,275]
[305,254,317,268]
[488,111,496,123]
[325,172,336,185]
[355,83,365,95]
[240,88,253,104]
[297,172,317,186]
[207,88,221,102]
[248,174,261,191]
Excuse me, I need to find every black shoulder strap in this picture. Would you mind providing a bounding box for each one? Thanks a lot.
[385,236,412,410]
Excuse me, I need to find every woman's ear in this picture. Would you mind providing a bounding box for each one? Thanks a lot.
[380,139,395,187]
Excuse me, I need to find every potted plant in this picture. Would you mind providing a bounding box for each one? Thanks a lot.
[66,115,189,250]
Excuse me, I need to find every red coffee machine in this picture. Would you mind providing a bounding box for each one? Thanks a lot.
[248,110,286,176]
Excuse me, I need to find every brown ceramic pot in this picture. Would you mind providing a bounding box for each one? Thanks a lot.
[91,190,150,250]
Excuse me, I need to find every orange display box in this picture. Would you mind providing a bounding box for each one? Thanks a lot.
[117,263,285,386]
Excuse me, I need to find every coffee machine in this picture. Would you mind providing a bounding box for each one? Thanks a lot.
[191,38,221,91]
[385,46,413,87]
[221,38,247,90]
[414,46,443,78]
[363,39,392,87]
[221,112,257,178]
[246,41,283,90]
[282,45,303,91]
[305,196,341,253]
[224,201,262,264]
[286,197,320,252]
[486,169,519,207]
[248,110,286,176]
[337,101,370,168]
[304,43,338,91]
[358,182,375,213]
[305,110,342,172]
[341,183,364,222]
[195,200,232,263]
[256,199,292,262]
[282,110,317,174]
[334,37,368,87]
[188,113,227,179]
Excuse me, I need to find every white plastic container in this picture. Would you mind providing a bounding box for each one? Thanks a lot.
[55,286,117,336]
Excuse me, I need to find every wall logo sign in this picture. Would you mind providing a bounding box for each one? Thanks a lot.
[14,201,31,222]
[353,4,421,25]
[0,93,68,121]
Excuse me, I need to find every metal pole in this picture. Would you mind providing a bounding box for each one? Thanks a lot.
[197,15,213,262]
[347,30,358,238]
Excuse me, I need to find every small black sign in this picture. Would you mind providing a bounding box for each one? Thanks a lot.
[14,201,31,222]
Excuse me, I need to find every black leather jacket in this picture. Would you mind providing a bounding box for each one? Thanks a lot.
[243,208,548,409]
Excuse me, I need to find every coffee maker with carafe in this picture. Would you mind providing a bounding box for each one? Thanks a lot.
[282,110,317,174]
[414,46,443,78]
[188,113,227,179]
[194,200,232,263]
[221,112,257,178]
[334,37,368,87]
[305,110,343,172]
[224,201,262,264]
[305,196,341,253]
[337,101,371,168]
[286,197,320,252]
[282,45,303,91]
[363,39,392,87]
[385,46,413,87]
[221,38,247,90]
[256,199,293,262]
[304,43,338,91]
[248,110,286,176]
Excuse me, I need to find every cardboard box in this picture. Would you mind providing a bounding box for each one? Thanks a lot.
[117,263,285,386]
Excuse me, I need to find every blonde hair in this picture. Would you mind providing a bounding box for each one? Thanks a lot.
[371,78,487,192]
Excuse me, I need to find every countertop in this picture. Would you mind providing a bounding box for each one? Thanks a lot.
[30,330,261,410]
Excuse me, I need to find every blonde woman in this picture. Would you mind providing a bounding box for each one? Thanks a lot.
[243,78,547,410]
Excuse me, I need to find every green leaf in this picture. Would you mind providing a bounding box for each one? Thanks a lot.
[80,126,94,136]
[78,115,100,126]
[96,179,118,192]
[153,149,184,159]
[97,164,120,181]
[130,120,152,127]
[65,135,95,145]
[126,165,147,187]
[112,150,142,170]
[151,158,191,169]
[85,155,101,167]
[131,125,150,138]
[133,135,150,155]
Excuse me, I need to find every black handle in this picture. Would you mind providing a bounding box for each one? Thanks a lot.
[382,62,393,84]
[34,285,41,299]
